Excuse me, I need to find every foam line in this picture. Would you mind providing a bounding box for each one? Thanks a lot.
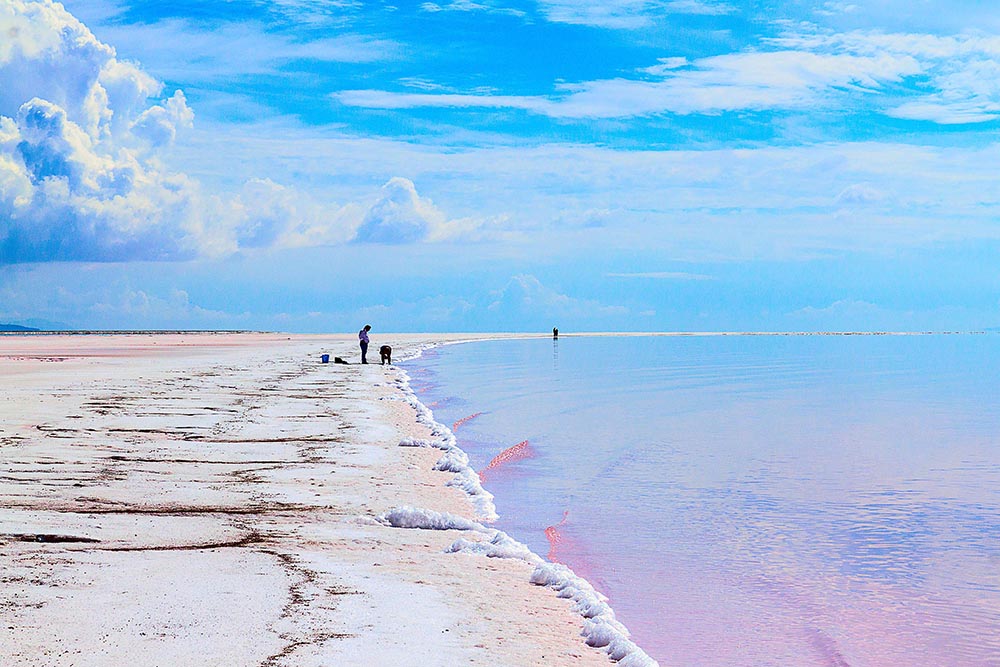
[377,504,659,667]
[386,344,659,667]
[392,362,498,523]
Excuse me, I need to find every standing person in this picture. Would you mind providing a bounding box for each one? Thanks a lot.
[358,325,371,364]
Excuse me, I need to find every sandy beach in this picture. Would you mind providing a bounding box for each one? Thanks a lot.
[0,333,636,666]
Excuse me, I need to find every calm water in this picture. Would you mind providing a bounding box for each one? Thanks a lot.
[404,335,1000,667]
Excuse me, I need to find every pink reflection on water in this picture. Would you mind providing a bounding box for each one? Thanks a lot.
[452,411,483,432]
[543,510,611,596]
[415,336,1000,667]
[549,523,1000,667]
[544,510,569,562]
[479,439,533,482]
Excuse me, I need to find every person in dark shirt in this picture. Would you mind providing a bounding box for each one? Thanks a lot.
[358,325,371,364]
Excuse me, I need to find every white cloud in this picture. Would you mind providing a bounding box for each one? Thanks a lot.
[836,183,891,206]
[165,114,1000,260]
[336,49,922,118]
[89,19,402,84]
[488,274,628,318]
[352,176,499,244]
[0,1,435,262]
[0,0,213,262]
[607,271,715,280]
[335,24,1000,124]
[639,56,689,76]
[770,29,1000,124]
[788,299,896,331]
[534,0,732,29]
[354,177,443,244]
[335,90,550,112]
[417,1,526,17]
[663,0,734,15]
[234,178,361,248]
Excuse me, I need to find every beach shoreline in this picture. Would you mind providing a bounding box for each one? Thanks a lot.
[0,332,647,666]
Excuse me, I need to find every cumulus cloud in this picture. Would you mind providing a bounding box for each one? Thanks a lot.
[352,176,498,244]
[0,1,439,263]
[353,177,442,244]
[234,178,360,248]
[0,0,209,262]
[788,299,893,330]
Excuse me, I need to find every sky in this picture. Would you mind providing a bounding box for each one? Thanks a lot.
[2,0,1000,332]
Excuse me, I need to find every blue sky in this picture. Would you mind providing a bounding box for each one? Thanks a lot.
[2,0,1000,331]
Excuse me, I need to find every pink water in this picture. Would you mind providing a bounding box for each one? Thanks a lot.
[406,335,1000,666]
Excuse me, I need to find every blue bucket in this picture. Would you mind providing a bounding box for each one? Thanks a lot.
[320,354,330,364]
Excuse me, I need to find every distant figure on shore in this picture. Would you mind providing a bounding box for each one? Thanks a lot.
[553,327,559,339]
[359,325,371,364]
[380,345,392,365]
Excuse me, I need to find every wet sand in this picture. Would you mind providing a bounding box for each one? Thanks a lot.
[0,333,612,666]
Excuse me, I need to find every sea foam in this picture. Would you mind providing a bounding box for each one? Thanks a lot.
[377,503,658,667]
[384,347,659,667]
[392,359,498,523]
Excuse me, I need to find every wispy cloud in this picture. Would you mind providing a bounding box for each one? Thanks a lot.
[535,0,734,29]
[607,271,716,280]
[771,28,1000,123]
[488,274,628,318]
[92,19,402,83]
[419,1,527,18]
[333,24,1000,125]
[335,48,921,118]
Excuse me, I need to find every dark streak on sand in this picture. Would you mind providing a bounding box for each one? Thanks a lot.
[98,533,265,553]
[2,342,382,664]
[9,502,347,516]
[4,533,101,544]
[105,455,298,465]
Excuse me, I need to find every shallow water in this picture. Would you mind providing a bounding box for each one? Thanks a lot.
[404,335,1000,667]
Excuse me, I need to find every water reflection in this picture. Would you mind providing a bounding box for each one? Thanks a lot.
[405,335,1000,666]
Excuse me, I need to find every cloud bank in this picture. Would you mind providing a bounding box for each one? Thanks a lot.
[0,0,477,263]
[0,0,210,262]
[335,24,1000,125]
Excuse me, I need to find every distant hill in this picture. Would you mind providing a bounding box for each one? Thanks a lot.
[0,318,74,331]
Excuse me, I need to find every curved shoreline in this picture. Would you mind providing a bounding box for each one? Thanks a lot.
[390,341,659,667]
[1,332,650,666]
